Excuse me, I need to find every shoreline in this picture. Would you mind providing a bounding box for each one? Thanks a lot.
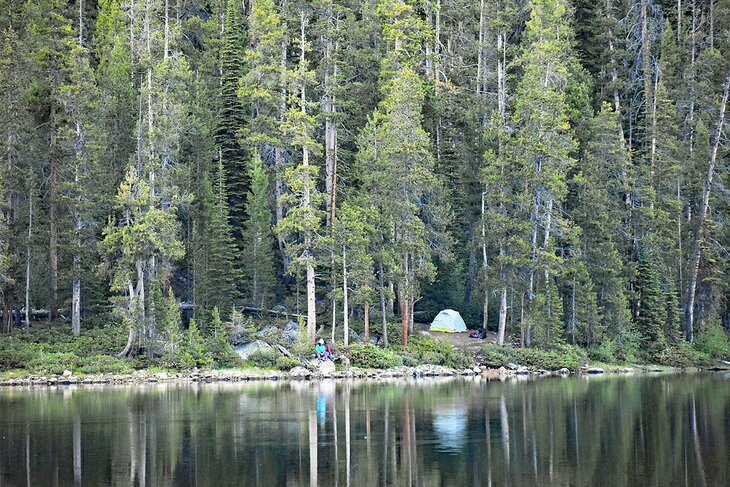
[1,363,722,387]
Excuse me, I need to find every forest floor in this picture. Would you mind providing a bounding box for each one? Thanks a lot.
[414,322,496,354]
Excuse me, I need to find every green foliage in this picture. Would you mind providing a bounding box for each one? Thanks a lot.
[404,335,474,369]
[348,343,404,369]
[247,350,279,369]
[275,355,301,370]
[634,258,668,358]
[241,153,277,309]
[655,341,711,368]
[479,343,586,371]
[182,318,212,369]
[588,338,618,364]
[694,324,730,359]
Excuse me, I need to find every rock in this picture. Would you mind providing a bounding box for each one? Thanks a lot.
[505,362,519,371]
[235,340,275,360]
[316,360,336,375]
[558,368,570,375]
[473,366,482,374]
[584,367,604,374]
[516,367,529,375]
[62,369,73,377]
[415,364,455,376]
[289,366,311,378]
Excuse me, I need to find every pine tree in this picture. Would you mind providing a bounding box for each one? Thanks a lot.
[100,166,184,356]
[203,159,241,316]
[511,0,581,346]
[635,258,668,357]
[217,0,248,235]
[241,153,276,310]
[332,200,376,345]
[276,10,323,343]
[239,0,289,269]
[358,66,450,347]
[573,104,632,344]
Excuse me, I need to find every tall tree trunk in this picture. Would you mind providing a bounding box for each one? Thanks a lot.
[342,245,349,346]
[274,44,289,272]
[72,121,83,337]
[364,301,370,344]
[24,188,32,330]
[379,259,388,347]
[299,15,316,343]
[481,190,489,329]
[685,69,730,341]
[497,288,507,346]
[402,253,409,347]
[49,104,59,322]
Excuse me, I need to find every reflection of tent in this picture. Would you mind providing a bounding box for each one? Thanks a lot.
[433,408,467,452]
[429,309,467,333]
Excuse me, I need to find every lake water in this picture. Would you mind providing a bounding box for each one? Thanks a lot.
[0,373,728,486]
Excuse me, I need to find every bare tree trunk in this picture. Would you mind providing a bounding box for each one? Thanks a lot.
[497,288,507,346]
[481,190,489,330]
[24,188,32,330]
[274,45,288,272]
[685,69,730,341]
[402,254,409,348]
[299,14,316,343]
[364,301,369,344]
[49,104,59,321]
[342,245,349,346]
[72,121,84,337]
[379,259,388,347]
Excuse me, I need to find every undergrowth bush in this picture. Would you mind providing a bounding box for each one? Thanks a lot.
[247,351,279,369]
[588,338,618,363]
[405,335,473,369]
[275,356,300,370]
[655,341,711,367]
[694,324,730,359]
[479,344,586,370]
[348,344,403,369]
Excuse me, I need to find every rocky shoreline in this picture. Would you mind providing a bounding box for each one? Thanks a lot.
[0,362,696,387]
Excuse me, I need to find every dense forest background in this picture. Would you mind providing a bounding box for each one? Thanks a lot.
[1,0,729,361]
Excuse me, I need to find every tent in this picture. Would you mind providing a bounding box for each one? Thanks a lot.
[429,309,467,333]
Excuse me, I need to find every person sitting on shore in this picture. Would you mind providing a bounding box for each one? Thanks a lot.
[315,339,334,362]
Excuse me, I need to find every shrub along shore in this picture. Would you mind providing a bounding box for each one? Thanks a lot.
[1,320,727,387]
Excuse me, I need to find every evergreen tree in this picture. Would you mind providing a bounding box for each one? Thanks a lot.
[202,159,241,316]
[241,153,276,310]
[573,104,632,344]
[277,10,323,343]
[358,66,450,347]
[511,0,582,346]
[217,0,248,235]
[100,166,184,356]
[635,258,668,358]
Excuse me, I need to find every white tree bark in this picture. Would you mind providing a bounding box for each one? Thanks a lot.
[685,69,730,341]
[342,245,349,346]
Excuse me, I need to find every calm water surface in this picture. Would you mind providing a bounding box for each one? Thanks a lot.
[0,373,729,486]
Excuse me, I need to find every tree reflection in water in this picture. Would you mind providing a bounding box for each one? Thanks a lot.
[1,374,729,486]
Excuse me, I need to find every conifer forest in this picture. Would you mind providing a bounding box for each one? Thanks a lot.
[1,0,730,364]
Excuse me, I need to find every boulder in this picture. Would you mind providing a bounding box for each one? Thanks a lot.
[316,360,336,375]
[289,366,311,378]
[557,368,571,375]
[235,340,275,360]
[584,367,605,374]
